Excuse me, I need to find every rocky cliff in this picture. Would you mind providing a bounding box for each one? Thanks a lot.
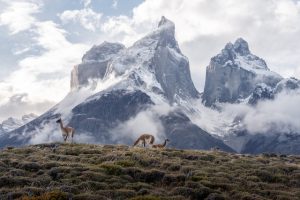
[202,38,282,106]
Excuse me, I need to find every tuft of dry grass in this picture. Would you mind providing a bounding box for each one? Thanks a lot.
[0,143,299,200]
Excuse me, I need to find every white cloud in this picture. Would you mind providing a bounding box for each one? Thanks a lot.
[111,106,167,144]
[100,0,300,91]
[0,1,41,34]
[28,120,95,144]
[0,93,54,122]
[59,8,102,31]
[0,1,89,120]
[112,0,118,9]
[222,90,300,135]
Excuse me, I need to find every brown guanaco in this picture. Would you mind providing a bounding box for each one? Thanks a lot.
[56,118,75,143]
[152,139,170,149]
[133,134,155,147]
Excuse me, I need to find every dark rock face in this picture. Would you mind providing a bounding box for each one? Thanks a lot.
[246,77,300,106]
[202,38,282,106]
[203,64,256,106]
[241,133,300,154]
[152,45,199,103]
[68,89,154,143]
[160,111,235,152]
[152,17,199,102]
[71,42,125,90]
[274,77,300,94]
[248,83,274,105]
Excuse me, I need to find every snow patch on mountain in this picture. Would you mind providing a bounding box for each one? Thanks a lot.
[275,77,300,94]
[202,38,282,106]
[0,113,37,133]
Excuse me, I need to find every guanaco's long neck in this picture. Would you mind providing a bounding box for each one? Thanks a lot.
[59,121,64,130]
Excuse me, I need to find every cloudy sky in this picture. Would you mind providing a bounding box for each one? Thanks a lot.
[0,0,300,122]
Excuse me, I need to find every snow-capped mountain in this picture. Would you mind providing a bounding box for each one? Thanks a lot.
[71,42,125,90]
[248,83,274,105]
[1,17,299,154]
[202,38,282,106]
[0,113,37,134]
[274,77,300,94]
[71,16,199,104]
[1,17,233,152]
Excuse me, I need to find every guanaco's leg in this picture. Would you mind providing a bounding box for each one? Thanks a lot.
[71,131,74,144]
[64,135,67,142]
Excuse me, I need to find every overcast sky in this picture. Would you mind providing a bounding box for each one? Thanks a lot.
[0,0,300,121]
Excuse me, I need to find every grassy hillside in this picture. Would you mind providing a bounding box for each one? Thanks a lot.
[0,143,299,200]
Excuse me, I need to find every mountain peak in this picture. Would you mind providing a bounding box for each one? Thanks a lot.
[203,38,282,106]
[224,42,234,50]
[82,41,125,63]
[223,38,250,55]
[233,38,250,55]
[158,16,174,28]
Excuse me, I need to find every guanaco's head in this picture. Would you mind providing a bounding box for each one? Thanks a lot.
[56,118,62,123]
[166,139,170,142]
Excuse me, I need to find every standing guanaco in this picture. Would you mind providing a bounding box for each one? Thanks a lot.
[152,139,170,149]
[133,134,155,147]
[56,118,75,143]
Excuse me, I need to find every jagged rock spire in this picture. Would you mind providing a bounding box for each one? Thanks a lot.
[203,38,282,106]
[233,38,250,56]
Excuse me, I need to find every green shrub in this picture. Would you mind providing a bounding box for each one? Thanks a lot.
[19,162,42,172]
[116,160,135,167]
[138,169,165,183]
[73,193,107,200]
[205,193,226,200]
[172,187,193,197]
[130,195,161,200]
[100,163,123,175]
[162,174,185,186]
[20,190,68,200]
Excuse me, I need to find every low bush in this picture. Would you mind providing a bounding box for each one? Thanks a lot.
[20,190,68,200]
[100,163,123,175]
[0,143,298,200]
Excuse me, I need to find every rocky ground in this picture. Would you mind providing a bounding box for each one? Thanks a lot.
[0,143,299,200]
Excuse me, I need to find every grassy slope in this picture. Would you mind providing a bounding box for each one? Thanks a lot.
[0,143,299,200]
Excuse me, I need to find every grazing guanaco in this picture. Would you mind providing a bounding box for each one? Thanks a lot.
[133,134,155,147]
[56,118,75,143]
[152,139,170,149]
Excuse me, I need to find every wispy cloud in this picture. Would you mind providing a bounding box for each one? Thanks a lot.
[222,90,300,135]
[112,0,118,9]
[59,8,102,32]
[0,1,41,34]
[0,0,89,120]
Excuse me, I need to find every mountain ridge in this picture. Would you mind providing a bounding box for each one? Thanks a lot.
[1,16,232,152]
[1,17,300,155]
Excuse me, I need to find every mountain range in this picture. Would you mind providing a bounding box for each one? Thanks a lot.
[1,16,299,154]
[0,113,37,135]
